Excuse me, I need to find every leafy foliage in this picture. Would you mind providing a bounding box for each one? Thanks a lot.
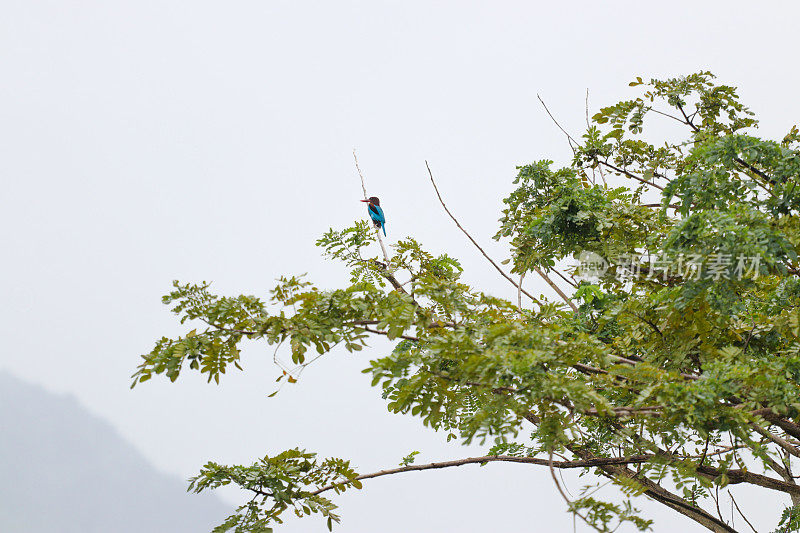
[774,506,800,533]
[399,451,420,466]
[136,73,800,532]
[188,449,360,532]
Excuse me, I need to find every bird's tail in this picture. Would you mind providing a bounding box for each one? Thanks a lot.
[382,223,386,236]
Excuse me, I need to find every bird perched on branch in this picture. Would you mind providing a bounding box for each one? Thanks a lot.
[360,196,386,236]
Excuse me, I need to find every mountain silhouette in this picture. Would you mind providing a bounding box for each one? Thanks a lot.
[0,371,230,532]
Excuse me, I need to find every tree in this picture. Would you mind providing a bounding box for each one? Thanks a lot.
[132,72,800,533]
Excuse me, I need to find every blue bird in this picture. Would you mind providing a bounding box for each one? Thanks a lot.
[361,196,386,236]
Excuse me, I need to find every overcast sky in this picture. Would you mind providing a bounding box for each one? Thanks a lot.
[2,1,799,531]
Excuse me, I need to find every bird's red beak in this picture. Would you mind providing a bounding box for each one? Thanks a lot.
[359,199,370,203]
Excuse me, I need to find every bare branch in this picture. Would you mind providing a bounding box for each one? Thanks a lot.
[533,266,579,312]
[648,107,687,125]
[310,453,654,497]
[552,267,578,289]
[729,491,759,533]
[424,161,542,306]
[536,94,664,194]
[585,89,591,131]
[548,448,601,532]
[600,161,666,191]
[537,93,579,151]
[712,486,726,526]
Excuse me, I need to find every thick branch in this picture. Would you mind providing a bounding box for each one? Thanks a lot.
[523,413,738,533]
[751,422,800,459]
[695,464,800,497]
[762,413,800,442]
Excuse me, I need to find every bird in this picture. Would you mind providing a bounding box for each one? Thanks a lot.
[360,196,386,236]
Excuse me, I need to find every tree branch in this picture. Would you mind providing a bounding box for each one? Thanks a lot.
[533,266,579,312]
[751,422,800,459]
[523,412,738,533]
[734,157,776,186]
[536,93,579,152]
[424,161,543,307]
[676,101,700,133]
[695,464,800,497]
[353,150,394,270]
[762,413,800,442]
[674,102,775,189]
[729,491,758,533]
[535,94,666,194]
[600,161,666,191]
[309,453,654,496]
[360,325,419,343]
[548,448,600,532]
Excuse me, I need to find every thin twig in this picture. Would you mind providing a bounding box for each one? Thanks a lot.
[600,161,666,191]
[585,89,601,186]
[537,94,579,151]
[649,107,687,125]
[553,267,578,289]
[712,486,725,525]
[549,449,601,532]
[424,160,541,306]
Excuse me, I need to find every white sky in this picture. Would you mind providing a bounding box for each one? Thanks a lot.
[2,1,798,531]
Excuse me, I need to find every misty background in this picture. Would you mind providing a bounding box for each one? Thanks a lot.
[2,1,799,531]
